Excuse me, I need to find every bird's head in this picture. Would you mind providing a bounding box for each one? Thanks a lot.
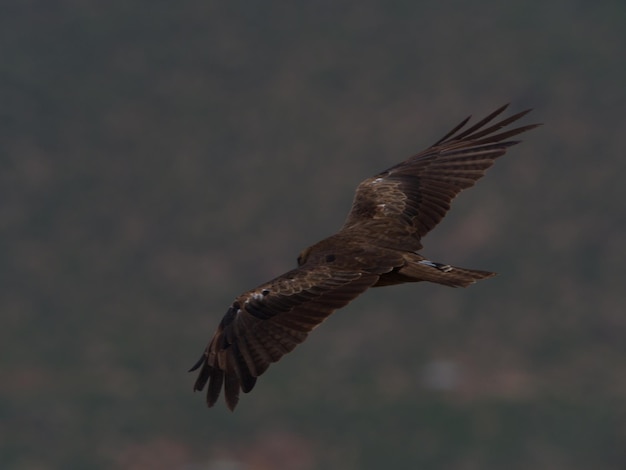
[297,247,311,266]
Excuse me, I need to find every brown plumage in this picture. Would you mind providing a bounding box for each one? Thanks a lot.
[190,104,539,410]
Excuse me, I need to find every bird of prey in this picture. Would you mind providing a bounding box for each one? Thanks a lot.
[190,104,539,410]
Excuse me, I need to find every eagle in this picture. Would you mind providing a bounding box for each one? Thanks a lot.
[190,104,539,410]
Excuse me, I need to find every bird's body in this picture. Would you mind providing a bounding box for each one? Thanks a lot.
[191,104,539,410]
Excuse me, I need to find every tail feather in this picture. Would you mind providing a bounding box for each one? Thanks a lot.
[375,255,496,288]
[410,262,496,287]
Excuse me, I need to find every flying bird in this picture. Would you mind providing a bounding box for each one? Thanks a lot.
[190,104,539,410]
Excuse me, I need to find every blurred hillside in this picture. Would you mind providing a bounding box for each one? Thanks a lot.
[2,1,626,469]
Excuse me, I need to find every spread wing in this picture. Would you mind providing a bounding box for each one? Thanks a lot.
[190,265,379,410]
[341,104,540,251]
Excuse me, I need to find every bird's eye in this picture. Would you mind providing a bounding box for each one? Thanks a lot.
[325,254,336,263]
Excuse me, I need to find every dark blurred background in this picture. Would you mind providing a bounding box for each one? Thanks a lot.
[2,1,625,469]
